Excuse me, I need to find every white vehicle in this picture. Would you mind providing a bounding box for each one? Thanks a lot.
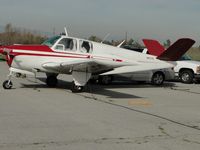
[96,48,174,85]
[143,39,200,83]
[173,55,200,83]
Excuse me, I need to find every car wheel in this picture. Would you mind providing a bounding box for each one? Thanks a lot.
[151,72,164,85]
[180,70,194,84]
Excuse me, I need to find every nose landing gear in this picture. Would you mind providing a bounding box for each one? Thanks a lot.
[3,80,13,89]
[2,71,13,89]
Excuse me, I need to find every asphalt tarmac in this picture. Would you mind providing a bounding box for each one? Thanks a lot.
[0,62,200,150]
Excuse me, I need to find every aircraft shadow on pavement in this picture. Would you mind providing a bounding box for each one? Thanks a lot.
[20,78,176,99]
[20,78,141,99]
[85,81,176,98]
[99,81,176,89]
[85,85,141,99]
[20,78,72,90]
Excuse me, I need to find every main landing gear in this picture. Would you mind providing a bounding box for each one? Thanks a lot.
[45,74,85,92]
[46,74,58,87]
[71,81,84,93]
[70,71,91,93]
[45,73,85,92]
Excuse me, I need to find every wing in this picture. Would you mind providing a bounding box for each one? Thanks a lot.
[42,57,173,75]
[42,58,126,74]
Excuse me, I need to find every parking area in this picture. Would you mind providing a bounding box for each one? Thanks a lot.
[0,62,200,150]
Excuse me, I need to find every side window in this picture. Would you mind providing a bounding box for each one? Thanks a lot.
[79,40,93,53]
[55,38,77,51]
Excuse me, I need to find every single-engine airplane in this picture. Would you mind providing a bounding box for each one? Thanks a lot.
[0,30,195,92]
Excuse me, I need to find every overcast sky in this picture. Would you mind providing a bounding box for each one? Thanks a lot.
[0,0,200,44]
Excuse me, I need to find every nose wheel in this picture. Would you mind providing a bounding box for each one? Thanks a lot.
[3,80,13,89]
[3,70,13,89]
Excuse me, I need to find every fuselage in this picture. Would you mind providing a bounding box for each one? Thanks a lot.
[0,35,171,75]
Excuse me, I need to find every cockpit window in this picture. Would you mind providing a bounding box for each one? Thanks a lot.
[42,36,61,47]
[54,38,77,51]
[79,40,93,53]
[178,54,192,61]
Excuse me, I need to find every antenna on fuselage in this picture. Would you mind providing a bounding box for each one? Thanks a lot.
[117,40,125,48]
[64,27,69,37]
[101,33,110,43]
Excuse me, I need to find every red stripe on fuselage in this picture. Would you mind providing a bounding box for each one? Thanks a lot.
[4,45,53,52]
[5,45,90,57]
[2,45,124,66]
[3,45,90,66]
[14,53,89,59]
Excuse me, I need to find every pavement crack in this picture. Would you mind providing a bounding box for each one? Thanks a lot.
[158,123,172,137]
[75,92,200,132]
[167,86,200,95]
[182,138,200,145]
[181,133,200,145]
[0,135,171,148]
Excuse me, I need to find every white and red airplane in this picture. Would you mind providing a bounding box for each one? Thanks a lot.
[0,31,195,92]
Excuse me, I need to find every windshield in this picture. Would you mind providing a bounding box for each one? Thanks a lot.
[42,36,61,47]
[179,54,192,61]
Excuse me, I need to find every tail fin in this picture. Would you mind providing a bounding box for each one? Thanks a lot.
[143,38,195,61]
[142,39,165,56]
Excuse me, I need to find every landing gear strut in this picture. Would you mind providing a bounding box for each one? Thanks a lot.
[71,71,91,93]
[71,81,84,93]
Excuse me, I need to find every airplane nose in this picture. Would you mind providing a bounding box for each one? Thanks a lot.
[0,47,11,55]
[0,47,3,54]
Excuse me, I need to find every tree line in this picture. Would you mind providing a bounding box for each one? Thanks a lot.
[0,23,196,50]
[0,24,145,48]
[0,23,46,45]
[88,35,144,48]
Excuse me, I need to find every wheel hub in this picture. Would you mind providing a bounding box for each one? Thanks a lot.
[181,73,189,82]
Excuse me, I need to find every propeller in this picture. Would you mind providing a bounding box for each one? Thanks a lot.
[0,45,13,65]
[0,47,11,55]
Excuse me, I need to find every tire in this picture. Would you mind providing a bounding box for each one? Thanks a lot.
[3,80,13,89]
[71,81,84,93]
[46,76,58,87]
[99,76,113,85]
[151,72,164,85]
[136,81,146,84]
[89,79,98,84]
[180,70,194,84]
